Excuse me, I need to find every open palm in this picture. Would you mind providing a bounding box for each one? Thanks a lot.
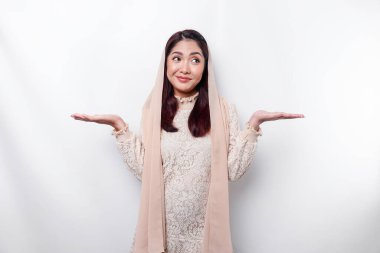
[70,113,126,130]
[249,110,305,129]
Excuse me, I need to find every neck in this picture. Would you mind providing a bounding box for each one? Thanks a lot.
[174,91,199,101]
[173,89,198,98]
[174,91,199,109]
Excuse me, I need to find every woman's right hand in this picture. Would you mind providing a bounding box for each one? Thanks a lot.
[70,113,127,131]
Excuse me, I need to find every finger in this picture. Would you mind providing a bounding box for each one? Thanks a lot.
[264,112,303,121]
[71,113,92,121]
[71,113,89,117]
[71,113,84,120]
[71,113,83,118]
[283,113,305,118]
[278,113,305,119]
[72,116,90,121]
[272,112,286,119]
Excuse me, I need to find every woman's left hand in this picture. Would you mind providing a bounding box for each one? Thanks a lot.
[249,110,305,131]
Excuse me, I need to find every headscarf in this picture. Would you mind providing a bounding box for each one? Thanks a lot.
[133,45,233,253]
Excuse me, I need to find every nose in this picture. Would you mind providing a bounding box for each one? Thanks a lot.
[180,61,190,74]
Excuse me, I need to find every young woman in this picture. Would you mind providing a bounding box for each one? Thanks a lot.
[71,29,304,253]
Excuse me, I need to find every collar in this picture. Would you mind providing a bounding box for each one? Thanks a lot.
[174,91,200,103]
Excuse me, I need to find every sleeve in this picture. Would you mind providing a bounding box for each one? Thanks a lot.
[227,102,263,181]
[111,123,144,181]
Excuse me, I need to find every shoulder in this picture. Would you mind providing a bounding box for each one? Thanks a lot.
[219,96,239,127]
[219,96,235,110]
[219,96,237,114]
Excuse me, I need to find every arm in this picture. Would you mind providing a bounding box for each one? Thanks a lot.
[111,123,144,181]
[227,103,262,181]
[70,112,146,180]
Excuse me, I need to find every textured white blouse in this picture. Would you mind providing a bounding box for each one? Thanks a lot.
[111,93,262,253]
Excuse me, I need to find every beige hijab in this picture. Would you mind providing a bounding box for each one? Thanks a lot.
[134,46,233,253]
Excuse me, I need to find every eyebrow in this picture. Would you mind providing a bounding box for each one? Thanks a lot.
[171,51,203,57]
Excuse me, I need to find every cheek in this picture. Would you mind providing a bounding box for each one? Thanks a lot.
[194,67,204,80]
[166,61,173,72]
[166,65,176,78]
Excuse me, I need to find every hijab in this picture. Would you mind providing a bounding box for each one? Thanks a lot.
[133,45,233,253]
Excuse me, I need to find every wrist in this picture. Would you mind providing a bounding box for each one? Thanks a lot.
[113,120,127,131]
[248,119,261,131]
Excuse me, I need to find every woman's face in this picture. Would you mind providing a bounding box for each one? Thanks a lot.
[166,39,205,97]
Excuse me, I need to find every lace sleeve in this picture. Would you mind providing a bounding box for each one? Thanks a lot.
[227,103,262,181]
[111,124,144,181]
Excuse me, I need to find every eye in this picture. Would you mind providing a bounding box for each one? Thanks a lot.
[172,56,180,62]
[192,58,200,63]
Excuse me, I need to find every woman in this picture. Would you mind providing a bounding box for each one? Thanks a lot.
[71,29,304,253]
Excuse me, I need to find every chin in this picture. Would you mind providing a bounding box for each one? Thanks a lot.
[174,85,195,92]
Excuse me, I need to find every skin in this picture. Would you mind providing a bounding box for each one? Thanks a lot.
[71,39,304,131]
[166,39,205,98]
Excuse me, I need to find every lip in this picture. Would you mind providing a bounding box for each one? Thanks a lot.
[176,76,192,83]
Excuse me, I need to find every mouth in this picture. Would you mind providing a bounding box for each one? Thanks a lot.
[176,76,192,83]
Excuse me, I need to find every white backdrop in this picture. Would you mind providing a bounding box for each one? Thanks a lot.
[0,0,379,253]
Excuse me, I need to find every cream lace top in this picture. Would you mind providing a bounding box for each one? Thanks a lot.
[111,92,262,253]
